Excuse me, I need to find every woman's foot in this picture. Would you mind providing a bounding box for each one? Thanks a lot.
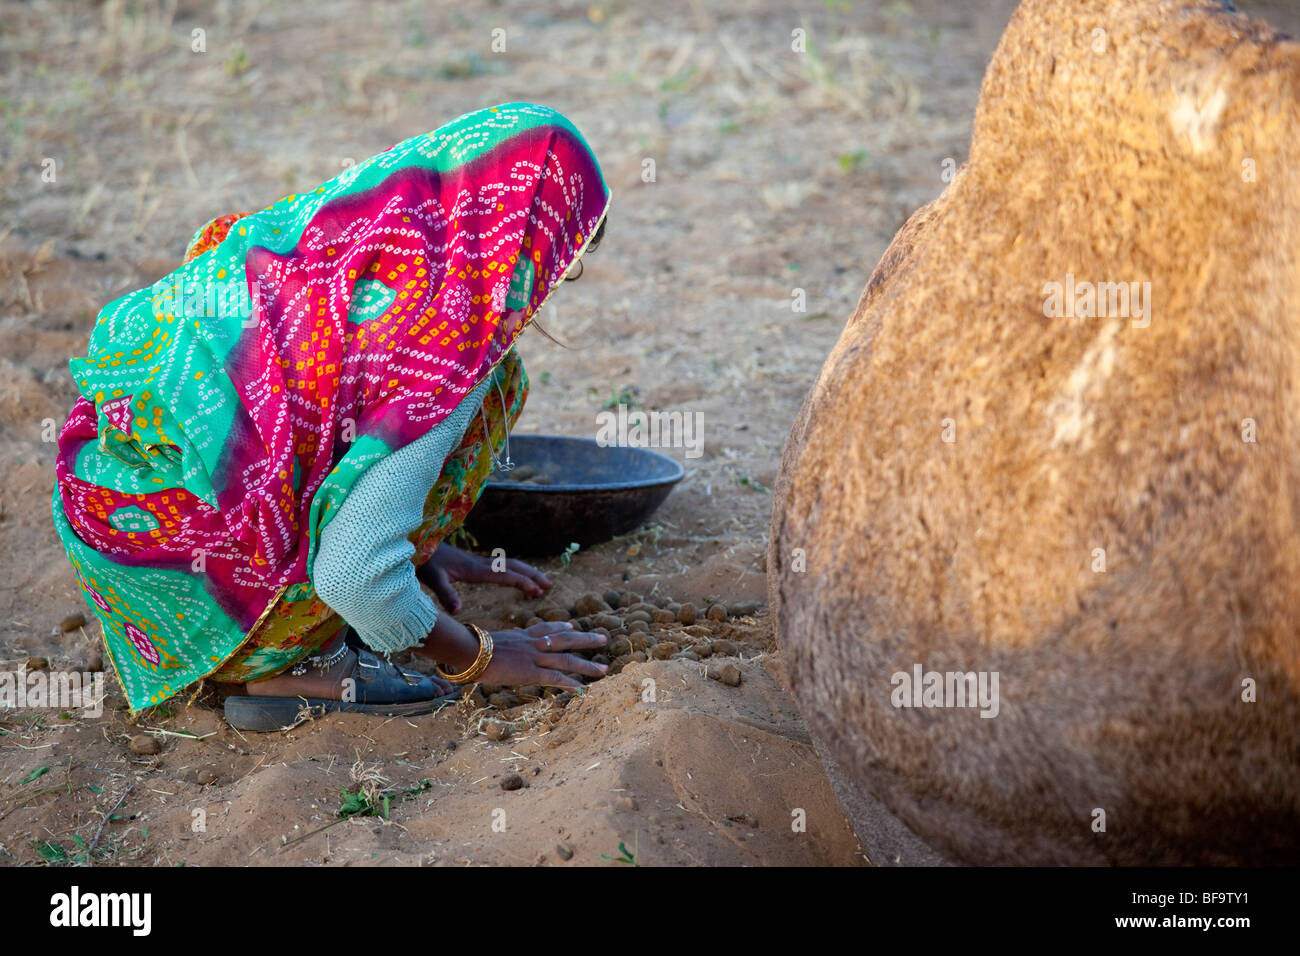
[244,634,453,701]
[244,640,357,700]
[226,633,459,732]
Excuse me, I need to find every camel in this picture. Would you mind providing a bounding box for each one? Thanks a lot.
[771,0,1300,864]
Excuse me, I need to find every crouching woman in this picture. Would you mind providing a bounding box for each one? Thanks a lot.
[51,103,611,730]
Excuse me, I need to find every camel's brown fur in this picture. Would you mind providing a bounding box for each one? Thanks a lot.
[771,0,1300,864]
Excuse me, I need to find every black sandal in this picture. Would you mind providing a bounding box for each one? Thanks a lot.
[224,644,461,732]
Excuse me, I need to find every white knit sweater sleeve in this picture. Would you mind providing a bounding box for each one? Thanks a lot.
[311,378,490,654]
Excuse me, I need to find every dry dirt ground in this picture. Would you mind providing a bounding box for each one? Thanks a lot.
[0,0,1296,867]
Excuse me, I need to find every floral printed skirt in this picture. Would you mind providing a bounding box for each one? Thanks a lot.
[209,350,528,683]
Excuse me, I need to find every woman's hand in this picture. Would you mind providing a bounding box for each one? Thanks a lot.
[417,542,552,614]
[479,621,607,690]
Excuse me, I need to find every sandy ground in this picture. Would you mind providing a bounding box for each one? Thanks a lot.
[1,0,1297,866]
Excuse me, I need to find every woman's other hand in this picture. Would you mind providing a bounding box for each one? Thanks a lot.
[480,621,607,690]
[417,542,552,614]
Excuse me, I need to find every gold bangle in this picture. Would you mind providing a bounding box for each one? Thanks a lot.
[436,623,494,685]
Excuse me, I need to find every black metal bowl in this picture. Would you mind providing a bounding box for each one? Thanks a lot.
[462,435,685,556]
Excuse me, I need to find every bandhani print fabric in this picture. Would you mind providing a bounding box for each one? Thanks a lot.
[210,348,528,684]
[51,103,610,712]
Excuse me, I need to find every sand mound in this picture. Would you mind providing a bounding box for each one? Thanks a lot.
[0,614,862,866]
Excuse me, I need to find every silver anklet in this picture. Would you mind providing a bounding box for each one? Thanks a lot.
[290,640,349,676]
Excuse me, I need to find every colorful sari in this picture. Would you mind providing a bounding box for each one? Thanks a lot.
[209,346,528,684]
[51,103,610,712]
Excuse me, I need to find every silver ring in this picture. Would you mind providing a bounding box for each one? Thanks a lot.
[544,636,552,650]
